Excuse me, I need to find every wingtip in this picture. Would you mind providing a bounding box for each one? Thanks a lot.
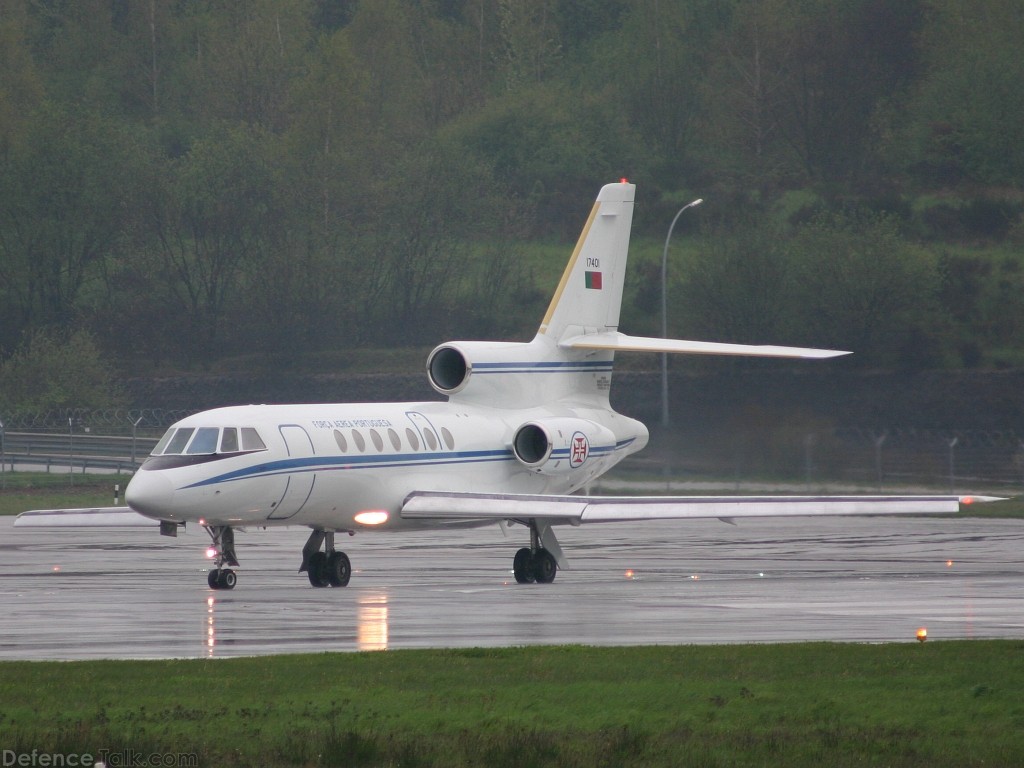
[958,495,1007,505]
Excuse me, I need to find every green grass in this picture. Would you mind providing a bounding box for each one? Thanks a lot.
[1,642,1022,767]
[0,472,132,515]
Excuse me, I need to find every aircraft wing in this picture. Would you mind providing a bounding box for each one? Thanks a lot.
[14,507,157,527]
[401,491,992,524]
[560,331,850,359]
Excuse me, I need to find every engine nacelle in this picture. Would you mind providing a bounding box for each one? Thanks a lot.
[512,418,616,476]
[426,340,545,405]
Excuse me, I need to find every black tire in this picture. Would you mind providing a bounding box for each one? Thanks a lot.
[208,569,222,589]
[532,549,557,584]
[307,551,329,587]
[513,547,535,584]
[219,569,237,589]
[327,551,351,587]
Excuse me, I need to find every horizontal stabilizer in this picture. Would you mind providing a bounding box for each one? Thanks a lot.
[402,491,992,524]
[560,331,850,359]
[14,507,156,527]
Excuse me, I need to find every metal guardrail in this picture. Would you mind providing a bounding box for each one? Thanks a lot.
[1,431,159,474]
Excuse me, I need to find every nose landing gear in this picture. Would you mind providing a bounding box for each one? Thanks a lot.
[204,525,239,590]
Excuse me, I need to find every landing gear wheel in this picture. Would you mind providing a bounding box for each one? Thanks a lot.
[532,548,557,584]
[327,552,351,587]
[208,569,221,589]
[513,547,536,584]
[219,569,237,589]
[307,551,329,587]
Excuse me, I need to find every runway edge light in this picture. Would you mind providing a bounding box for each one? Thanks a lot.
[916,627,928,642]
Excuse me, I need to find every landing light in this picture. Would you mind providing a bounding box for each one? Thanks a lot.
[355,510,389,526]
[205,547,217,559]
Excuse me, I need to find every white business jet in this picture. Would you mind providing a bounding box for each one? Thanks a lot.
[16,181,979,589]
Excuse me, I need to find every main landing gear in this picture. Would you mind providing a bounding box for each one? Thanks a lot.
[300,529,352,588]
[512,518,561,584]
[205,525,239,590]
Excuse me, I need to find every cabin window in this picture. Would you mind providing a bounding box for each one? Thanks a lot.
[423,428,438,451]
[370,429,384,452]
[333,429,348,453]
[388,428,402,451]
[186,427,220,455]
[241,428,266,451]
[152,429,175,455]
[220,428,239,453]
[441,427,455,450]
[352,430,366,452]
[405,428,420,451]
[165,428,194,455]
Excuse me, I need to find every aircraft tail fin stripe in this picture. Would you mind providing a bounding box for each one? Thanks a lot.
[538,201,600,335]
[538,182,635,340]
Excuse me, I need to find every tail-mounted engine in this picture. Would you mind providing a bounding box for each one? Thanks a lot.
[426,344,474,395]
[512,418,616,475]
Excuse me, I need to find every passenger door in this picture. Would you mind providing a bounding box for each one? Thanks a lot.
[268,424,316,520]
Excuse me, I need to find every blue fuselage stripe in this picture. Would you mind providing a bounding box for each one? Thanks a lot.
[179,437,637,490]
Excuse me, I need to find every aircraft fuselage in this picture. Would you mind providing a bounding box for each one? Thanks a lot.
[125,400,649,532]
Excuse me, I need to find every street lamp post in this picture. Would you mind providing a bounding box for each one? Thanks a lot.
[661,198,703,428]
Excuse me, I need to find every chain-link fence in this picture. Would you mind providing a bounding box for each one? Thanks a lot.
[0,408,191,435]
[0,409,193,475]
[2,409,1021,490]
[633,426,1024,491]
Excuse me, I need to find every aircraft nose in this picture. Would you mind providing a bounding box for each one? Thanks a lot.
[126,471,175,519]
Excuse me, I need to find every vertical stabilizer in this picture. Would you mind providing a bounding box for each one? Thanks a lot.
[537,182,635,342]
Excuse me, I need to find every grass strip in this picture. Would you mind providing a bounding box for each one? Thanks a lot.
[1,642,1022,767]
[0,473,132,516]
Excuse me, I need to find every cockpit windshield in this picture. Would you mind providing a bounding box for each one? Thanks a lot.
[151,426,267,456]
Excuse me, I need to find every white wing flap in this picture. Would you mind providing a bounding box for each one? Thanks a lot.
[560,331,850,359]
[14,507,156,527]
[402,491,974,524]
[402,492,587,521]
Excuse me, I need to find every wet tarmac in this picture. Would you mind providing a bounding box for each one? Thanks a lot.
[1,515,1022,659]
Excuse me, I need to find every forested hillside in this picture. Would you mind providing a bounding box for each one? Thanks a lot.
[1,0,1023,411]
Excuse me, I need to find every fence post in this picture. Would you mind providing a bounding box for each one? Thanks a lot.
[68,417,74,486]
[131,415,144,468]
[947,437,958,492]
[804,433,816,483]
[874,433,887,487]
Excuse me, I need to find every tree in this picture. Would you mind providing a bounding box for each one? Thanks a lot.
[676,215,793,345]
[0,329,125,414]
[146,124,281,362]
[355,141,515,344]
[788,212,946,367]
[900,0,1024,185]
[699,0,924,188]
[0,0,43,153]
[496,0,562,91]
[0,107,134,349]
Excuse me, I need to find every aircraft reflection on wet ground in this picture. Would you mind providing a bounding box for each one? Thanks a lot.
[1,516,1021,660]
